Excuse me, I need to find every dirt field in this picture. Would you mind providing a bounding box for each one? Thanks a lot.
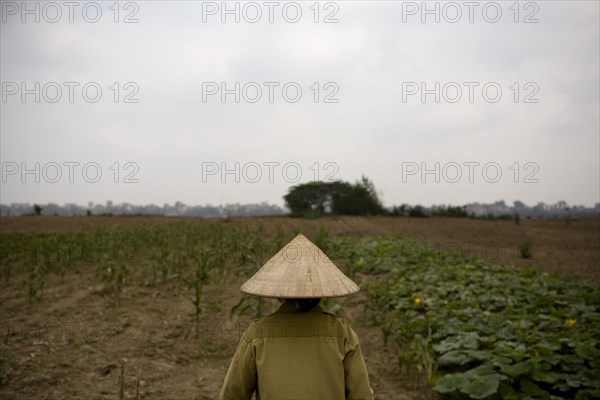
[1,216,598,399]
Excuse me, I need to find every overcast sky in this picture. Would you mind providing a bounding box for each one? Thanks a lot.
[1,1,599,208]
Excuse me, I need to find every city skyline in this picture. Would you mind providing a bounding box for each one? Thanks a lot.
[2,198,598,218]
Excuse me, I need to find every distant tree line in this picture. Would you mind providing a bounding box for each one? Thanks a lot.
[389,204,470,218]
[285,177,474,218]
[284,177,599,219]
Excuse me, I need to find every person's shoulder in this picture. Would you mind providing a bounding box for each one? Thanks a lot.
[242,317,265,340]
[325,313,362,342]
[241,313,282,340]
[313,309,361,341]
[315,308,352,326]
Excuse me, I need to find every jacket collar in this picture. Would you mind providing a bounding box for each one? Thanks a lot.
[274,301,326,315]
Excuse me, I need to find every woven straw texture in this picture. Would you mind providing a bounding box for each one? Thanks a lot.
[240,234,359,298]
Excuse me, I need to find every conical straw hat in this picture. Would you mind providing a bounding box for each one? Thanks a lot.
[241,234,359,298]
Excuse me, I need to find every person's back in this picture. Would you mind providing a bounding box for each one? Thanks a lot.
[219,234,374,400]
[220,300,373,399]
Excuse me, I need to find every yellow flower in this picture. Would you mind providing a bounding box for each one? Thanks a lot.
[414,297,421,305]
[566,318,576,327]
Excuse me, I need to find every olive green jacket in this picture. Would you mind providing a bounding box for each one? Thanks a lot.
[220,302,374,400]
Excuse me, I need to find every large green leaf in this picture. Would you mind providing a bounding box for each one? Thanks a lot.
[465,364,496,377]
[521,378,546,397]
[531,369,561,384]
[501,361,531,378]
[437,350,474,367]
[433,373,468,393]
[466,350,493,361]
[460,375,503,399]
[498,382,520,400]
[432,337,461,353]
[575,343,600,360]
[489,354,514,368]
[540,353,562,366]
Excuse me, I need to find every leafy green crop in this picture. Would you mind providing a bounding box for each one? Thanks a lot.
[328,236,600,400]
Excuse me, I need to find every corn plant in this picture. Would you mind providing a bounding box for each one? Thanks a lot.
[314,225,330,252]
[44,237,74,282]
[184,250,210,338]
[230,294,266,319]
[519,240,534,259]
[101,260,128,300]
[152,248,172,284]
[22,264,46,304]
[0,241,15,284]
[273,226,285,250]
[397,327,435,386]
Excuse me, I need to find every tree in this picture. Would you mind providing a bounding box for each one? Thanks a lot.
[431,205,468,218]
[408,205,428,218]
[390,204,409,217]
[284,177,385,217]
[283,181,334,216]
[33,204,42,216]
[331,178,385,215]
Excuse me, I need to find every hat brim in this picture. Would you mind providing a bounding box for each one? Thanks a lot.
[240,234,359,298]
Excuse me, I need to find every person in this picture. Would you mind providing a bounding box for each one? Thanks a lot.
[220,234,374,400]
